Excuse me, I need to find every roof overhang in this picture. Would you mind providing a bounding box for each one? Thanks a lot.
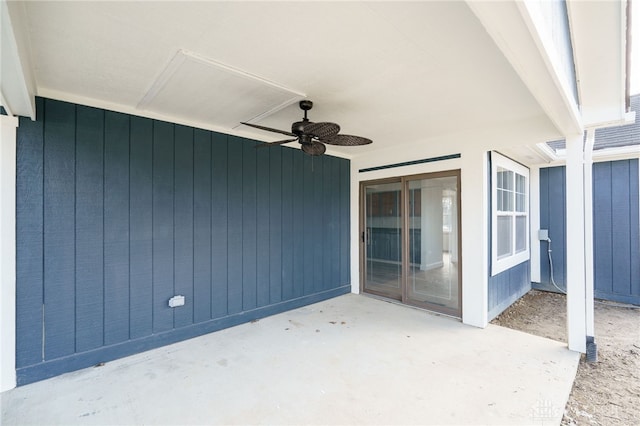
[569,0,630,128]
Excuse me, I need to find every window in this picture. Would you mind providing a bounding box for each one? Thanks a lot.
[491,152,529,275]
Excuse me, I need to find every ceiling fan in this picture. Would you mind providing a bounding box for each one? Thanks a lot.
[241,100,372,156]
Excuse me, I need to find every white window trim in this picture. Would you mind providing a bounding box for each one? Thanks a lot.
[491,152,530,276]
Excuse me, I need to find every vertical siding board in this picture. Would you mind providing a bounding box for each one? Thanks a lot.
[256,146,270,307]
[173,125,195,327]
[292,150,305,297]
[75,105,104,352]
[193,129,212,323]
[499,274,507,310]
[629,160,640,298]
[302,155,315,295]
[610,161,631,295]
[489,276,498,311]
[103,111,131,345]
[339,159,350,285]
[593,163,614,294]
[16,97,45,367]
[321,156,331,291]
[211,133,229,318]
[226,137,243,315]
[129,116,154,338]
[43,99,76,359]
[152,121,175,332]
[269,148,282,303]
[280,148,294,300]
[242,139,258,311]
[314,157,325,292]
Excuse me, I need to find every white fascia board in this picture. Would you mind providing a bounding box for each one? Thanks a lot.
[0,114,18,392]
[1,0,36,119]
[534,142,560,163]
[466,0,583,136]
[541,144,640,165]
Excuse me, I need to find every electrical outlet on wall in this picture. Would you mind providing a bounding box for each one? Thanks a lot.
[538,229,549,241]
[168,295,185,308]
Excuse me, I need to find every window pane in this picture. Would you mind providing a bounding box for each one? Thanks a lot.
[515,216,526,253]
[516,174,524,191]
[504,170,513,190]
[516,193,525,212]
[497,215,512,259]
[497,168,513,190]
[515,174,526,212]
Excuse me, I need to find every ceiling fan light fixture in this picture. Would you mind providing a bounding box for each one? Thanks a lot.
[301,141,326,156]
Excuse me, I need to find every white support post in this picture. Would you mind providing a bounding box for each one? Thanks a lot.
[529,166,541,283]
[461,149,489,328]
[583,130,595,339]
[350,162,360,294]
[565,134,587,353]
[0,114,18,392]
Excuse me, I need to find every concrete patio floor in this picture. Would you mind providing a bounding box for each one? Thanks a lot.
[1,294,579,425]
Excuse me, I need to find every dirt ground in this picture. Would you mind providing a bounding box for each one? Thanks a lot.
[491,290,640,425]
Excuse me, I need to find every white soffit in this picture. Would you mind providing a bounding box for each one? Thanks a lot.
[137,50,305,129]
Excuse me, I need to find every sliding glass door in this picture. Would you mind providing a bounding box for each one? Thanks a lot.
[361,171,461,317]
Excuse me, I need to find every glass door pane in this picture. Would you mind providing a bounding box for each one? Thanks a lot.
[363,181,402,300]
[406,176,460,315]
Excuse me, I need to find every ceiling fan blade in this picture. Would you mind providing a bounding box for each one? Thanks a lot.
[241,122,296,137]
[321,134,373,146]
[301,141,326,156]
[304,122,340,139]
[255,138,298,148]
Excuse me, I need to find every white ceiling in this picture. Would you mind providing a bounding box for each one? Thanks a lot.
[4,1,610,162]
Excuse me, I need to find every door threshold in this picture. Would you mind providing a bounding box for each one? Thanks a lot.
[360,292,461,321]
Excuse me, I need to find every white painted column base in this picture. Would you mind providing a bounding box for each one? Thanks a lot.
[0,114,18,392]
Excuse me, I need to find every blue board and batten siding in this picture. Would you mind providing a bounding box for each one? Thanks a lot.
[16,97,351,385]
[537,166,567,292]
[488,262,531,320]
[537,161,640,305]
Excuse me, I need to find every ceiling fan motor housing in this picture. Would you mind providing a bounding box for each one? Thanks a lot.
[299,100,313,111]
[291,120,309,136]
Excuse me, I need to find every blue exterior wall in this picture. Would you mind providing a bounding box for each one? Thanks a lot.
[537,166,567,291]
[488,261,530,320]
[16,97,351,385]
[537,160,640,305]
